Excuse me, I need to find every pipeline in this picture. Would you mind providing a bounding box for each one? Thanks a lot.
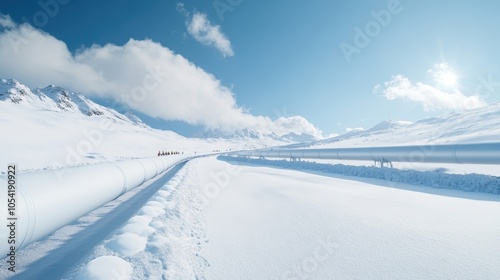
[0,155,195,257]
[233,142,500,165]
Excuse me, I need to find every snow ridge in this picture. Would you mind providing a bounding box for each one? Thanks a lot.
[0,78,148,127]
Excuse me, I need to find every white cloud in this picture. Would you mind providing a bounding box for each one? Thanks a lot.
[271,116,323,138]
[0,15,321,137]
[0,14,16,29]
[0,23,114,94]
[176,3,188,17]
[185,11,234,57]
[74,39,246,128]
[375,74,486,111]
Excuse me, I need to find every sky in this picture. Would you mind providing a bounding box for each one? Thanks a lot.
[1,0,500,137]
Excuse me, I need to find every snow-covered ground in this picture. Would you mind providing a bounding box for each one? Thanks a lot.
[200,157,500,280]
[70,161,209,280]
[4,156,499,279]
[0,101,280,172]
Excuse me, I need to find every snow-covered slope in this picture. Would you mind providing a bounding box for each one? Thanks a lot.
[309,104,500,148]
[0,79,285,171]
[1,78,146,127]
[0,78,318,146]
[0,78,58,110]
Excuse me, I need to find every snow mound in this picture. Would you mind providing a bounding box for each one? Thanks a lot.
[106,233,147,256]
[139,203,165,218]
[77,256,133,280]
[121,215,155,237]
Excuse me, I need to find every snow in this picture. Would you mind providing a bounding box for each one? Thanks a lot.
[58,161,208,279]
[106,233,147,256]
[192,127,320,142]
[197,157,500,280]
[0,101,282,172]
[77,256,133,280]
[1,155,499,279]
[0,79,290,173]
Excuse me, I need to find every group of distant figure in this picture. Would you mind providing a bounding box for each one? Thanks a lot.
[158,151,182,156]
[157,148,232,156]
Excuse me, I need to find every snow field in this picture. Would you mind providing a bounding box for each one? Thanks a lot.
[1,154,498,279]
[197,156,500,280]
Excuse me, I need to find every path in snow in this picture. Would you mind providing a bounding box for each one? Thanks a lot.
[196,156,500,280]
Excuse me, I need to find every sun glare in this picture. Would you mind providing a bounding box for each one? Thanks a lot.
[430,63,459,88]
[438,70,457,87]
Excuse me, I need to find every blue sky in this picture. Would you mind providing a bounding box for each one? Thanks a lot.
[1,0,499,137]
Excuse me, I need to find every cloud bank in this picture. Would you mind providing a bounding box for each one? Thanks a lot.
[0,14,322,137]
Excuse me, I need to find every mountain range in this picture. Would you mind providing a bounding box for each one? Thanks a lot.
[192,128,319,143]
[0,78,320,142]
[2,78,500,148]
[306,103,500,148]
[0,78,148,128]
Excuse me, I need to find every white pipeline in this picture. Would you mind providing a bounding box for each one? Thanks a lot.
[1,155,193,257]
[234,142,500,165]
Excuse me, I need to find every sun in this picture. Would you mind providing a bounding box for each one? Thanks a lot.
[438,70,457,87]
[429,63,459,88]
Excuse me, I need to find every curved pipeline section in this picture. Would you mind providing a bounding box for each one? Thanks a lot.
[233,142,500,165]
[0,155,194,257]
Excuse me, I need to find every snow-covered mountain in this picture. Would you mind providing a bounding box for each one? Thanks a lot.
[308,103,500,148]
[193,128,320,143]
[0,78,290,171]
[320,120,413,144]
[0,78,146,128]
[1,78,318,143]
[278,132,319,143]
[193,128,265,139]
